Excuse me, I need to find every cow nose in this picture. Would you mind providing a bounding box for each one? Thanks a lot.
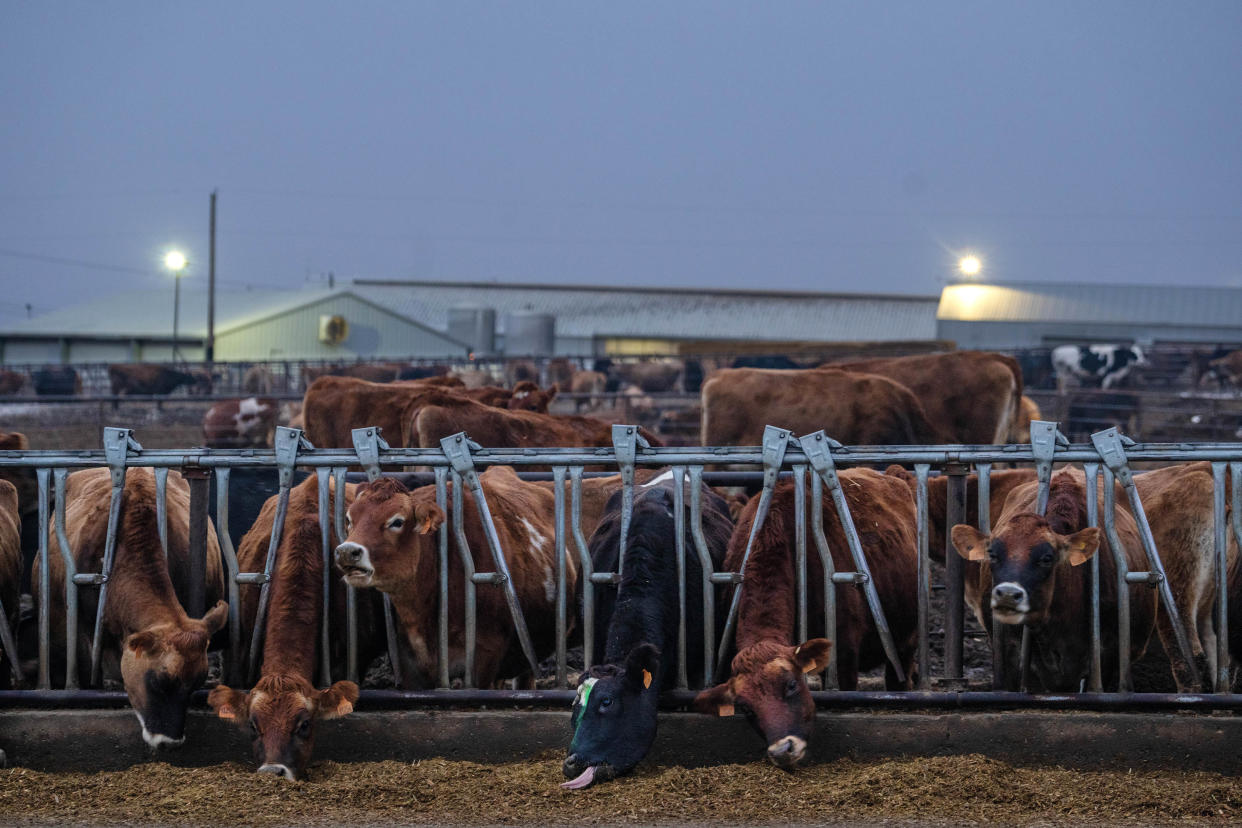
[563,754,584,779]
[335,542,363,563]
[257,763,295,781]
[993,583,1026,604]
[766,736,807,770]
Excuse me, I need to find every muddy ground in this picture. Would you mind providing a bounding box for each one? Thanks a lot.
[2,754,1241,827]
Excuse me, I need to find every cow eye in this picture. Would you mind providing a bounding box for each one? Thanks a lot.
[296,718,312,738]
[345,514,353,531]
[1039,553,1056,568]
[389,517,405,530]
[987,545,999,564]
[784,677,801,698]
[598,696,613,711]
[249,718,260,737]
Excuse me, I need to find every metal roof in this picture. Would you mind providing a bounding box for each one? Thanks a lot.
[938,281,1242,328]
[349,279,940,342]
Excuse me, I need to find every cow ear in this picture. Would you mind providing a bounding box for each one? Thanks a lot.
[1063,527,1101,566]
[200,600,229,635]
[355,482,370,499]
[413,501,446,535]
[624,643,660,691]
[692,681,736,717]
[793,638,832,674]
[546,383,559,401]
[126,630,160,657]
[316,681,360,719]
[951,525,990,562]
[208,685,248,722]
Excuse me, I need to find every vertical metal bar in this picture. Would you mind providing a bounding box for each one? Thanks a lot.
[611,425,646,580]
[154,467,169,558]
[553,466,568,688]
[977,463,1007,691]
[35,468,51,689]
[1230,464,1242,690]
[185,469,209,619]
[570,467,595,672]
[53,469,78,689]
[317,471,333,688]
[213,467,242,685]
[1212,462,1229,693]
[672,466,689,691]
[686,467,715,687]
[943,465,967,685]
[332,466,358,685]
[435,467,450,689]
[793,465,808,647]
[809,472,838,688]
[91,428,138,687]
[450,470,477,688]
[915,464,930,690]
[1083,463,1103,692]
[1101,466,1132,692]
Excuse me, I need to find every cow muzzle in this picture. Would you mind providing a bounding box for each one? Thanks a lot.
[334,542,373,584]
[766,735,807,770]
[991,581,1030,625]
[257,763,297,781]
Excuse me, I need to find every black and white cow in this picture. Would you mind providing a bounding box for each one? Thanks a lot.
[561,472,732,789]
[1050,344,1147,390]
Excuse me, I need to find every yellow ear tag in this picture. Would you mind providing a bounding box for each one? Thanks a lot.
[717,703,734,717]
[642,669,653,689]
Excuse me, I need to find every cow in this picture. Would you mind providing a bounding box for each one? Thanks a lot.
[0,432,37,589]
[506,360,539,386]
[209,473,380,780]
[701,368,948,448]
[1207,350,1242,390]
[1007,396,1043,443]
[396,364,451,381]
[455,366,504,389]
[950,468,1156,692]
[1051,344,1147,390]
[32,366,81,396]
[108,364,203,396]
[731,355,801,371]
[37,467,228,747]
[530,468,663,544]
[508,381,558,413]
[569,370,607,412]
[547,358,576,389]
[829,351,1023,445]
[694,468,919,769]
[335,466,570,687]
[203,397,279,448]
[0,370,26,396]
[562,476,733,788]
[0,480,20,687]
[407,391,663,456]
[300,375,463,449]
[615,361,682,393]
[242,365,275,394]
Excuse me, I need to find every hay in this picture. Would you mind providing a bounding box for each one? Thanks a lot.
[2,754,1241,826]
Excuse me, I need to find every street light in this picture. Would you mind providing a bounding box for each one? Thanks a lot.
[958,254,982,278]
[165,250,187,362]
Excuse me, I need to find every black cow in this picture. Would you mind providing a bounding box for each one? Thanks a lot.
[562,473,732,788]
[32,366,81,396]
[730,355,801,371]
[1050,344,1147,389]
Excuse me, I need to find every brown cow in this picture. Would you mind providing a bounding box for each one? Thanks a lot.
[1008,395,1043,443]
[303,362,405,385]
[570,370,607,412]
[508,381,559,412]
[0,480,19,686]
[616,361,682,393]
[335,466,571,687]
[108,364,203,396]
[38,467,227,747]
[547,357,576,389]
[1209,350,1242,389]
[950,468,1156,691]
[0,370,26,396]
[242,365,275,394]
[694,468,919,769]
[209,474,380,780]
[203,397,279,448]
[701,368,948,447]
[830,351,1023,444]
[300,375,463,448]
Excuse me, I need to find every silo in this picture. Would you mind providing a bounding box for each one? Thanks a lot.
[447,306,496,355]
[504,312,556,356]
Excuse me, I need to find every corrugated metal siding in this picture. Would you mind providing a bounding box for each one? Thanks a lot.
[938,282,1242,327]
[3,340,61,365]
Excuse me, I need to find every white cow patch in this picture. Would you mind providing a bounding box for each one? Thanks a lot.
[640,469,675,488]
[543,564,556,604]
[521,518,548,552]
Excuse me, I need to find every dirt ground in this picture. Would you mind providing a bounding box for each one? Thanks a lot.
[2,753,1240,827]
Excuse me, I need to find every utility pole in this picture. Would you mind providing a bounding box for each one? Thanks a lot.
[207,190,217,369]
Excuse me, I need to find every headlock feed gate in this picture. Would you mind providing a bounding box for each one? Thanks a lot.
[1,421,1241,710]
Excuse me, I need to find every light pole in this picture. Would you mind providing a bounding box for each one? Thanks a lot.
[165,250,187,363]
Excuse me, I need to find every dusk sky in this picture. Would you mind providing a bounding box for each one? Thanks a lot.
[2,2,1240,324]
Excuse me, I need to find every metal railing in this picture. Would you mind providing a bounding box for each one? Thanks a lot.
[0,421,1240,709]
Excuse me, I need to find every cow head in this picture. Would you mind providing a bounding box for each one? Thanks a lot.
[120,600,229,749]
[335,478,444,591]
[951,518,1100,625]
[693,639,831,770]
[508,381,558,413]
[561,644,661,789]
[208,675,358,780]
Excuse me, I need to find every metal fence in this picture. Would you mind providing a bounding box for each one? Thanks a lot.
[1,422,1240,710]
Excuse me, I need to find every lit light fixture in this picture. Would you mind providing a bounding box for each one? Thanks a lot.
[164,250,187,272]
[958,254,982,277]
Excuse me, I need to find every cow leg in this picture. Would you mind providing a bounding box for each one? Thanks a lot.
[836,646,860,691]
[1153,603,1202,692]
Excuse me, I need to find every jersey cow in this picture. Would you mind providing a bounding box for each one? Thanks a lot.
[210,474,381,780]
[0,480,20,687]
[37,468,227,747]
[203,397,279,448]
[562,476,733,788]
[1051,344,1147,390]
[701,368,947,447]
[829,351,1023,445]
[300,375,463,449]
[695,469,919,769]
[335,466,571,687]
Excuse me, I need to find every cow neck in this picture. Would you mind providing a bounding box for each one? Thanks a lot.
[603,534,678,675]
[103,487,191,634]
[380,524,440,670]
[734,501,797,653]
[258,516,324,680]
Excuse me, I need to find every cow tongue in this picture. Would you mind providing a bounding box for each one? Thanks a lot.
[559,765,597,790]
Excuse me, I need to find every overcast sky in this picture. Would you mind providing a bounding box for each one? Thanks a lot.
[2,2,1241,323]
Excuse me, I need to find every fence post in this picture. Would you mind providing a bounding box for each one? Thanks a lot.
[183,467,210,619]
[611,424,650,580]
[942,462,968,689]
[350,427,403,689]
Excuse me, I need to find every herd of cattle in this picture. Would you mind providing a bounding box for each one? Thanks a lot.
[0,348,1238,788]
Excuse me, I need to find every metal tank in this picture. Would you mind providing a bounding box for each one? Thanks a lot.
[503,311,556,356]
[447,306,497,355]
